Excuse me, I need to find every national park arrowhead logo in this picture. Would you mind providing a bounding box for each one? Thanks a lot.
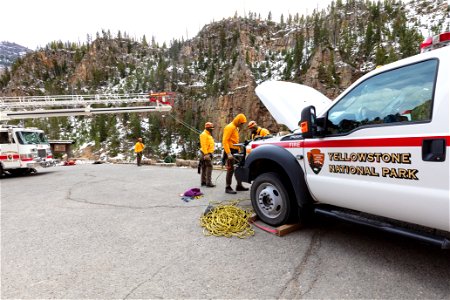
[307,149,324,174]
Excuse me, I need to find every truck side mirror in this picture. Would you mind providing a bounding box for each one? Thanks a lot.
[299,105,316,138]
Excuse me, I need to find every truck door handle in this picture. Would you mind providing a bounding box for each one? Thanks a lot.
[422,139,446,162]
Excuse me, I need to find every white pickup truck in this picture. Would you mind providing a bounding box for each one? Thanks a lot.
[236,32,450,248]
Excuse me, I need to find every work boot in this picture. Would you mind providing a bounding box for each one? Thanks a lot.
[236,185,249,191]
[201,182,206,186]
[206,183,216,187]
[225,186,237,194]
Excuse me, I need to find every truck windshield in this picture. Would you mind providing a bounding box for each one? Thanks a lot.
[327,59,437,134]
[16,131,49,145]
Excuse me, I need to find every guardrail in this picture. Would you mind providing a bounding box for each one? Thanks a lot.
[0,93,152,109]
[0,93,173,121]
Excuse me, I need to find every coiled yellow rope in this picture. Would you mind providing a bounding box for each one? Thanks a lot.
[200,200,255,238]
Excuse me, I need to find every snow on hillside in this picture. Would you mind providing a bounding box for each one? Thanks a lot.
[405,0,450,37]
[0,41,31,70]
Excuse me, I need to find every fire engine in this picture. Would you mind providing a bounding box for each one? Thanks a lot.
[0,125,54,175]
[0,93,172,176]
[236,32,450,248]
[149,91,176,106]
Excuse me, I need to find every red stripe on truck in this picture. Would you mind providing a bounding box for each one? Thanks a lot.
[0,154,20,160]
[252,136,450,149]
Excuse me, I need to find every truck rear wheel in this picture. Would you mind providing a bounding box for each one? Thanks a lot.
[251,172,295,226]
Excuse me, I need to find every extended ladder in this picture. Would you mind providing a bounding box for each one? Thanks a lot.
[0,93,172,121]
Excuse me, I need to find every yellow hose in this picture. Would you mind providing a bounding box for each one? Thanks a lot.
[200,200,254,238]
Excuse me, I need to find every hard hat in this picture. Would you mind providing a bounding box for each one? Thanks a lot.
[248,121,257,129]
[205,122,214,129]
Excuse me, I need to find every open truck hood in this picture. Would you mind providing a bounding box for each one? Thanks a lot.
[255,81,332,131]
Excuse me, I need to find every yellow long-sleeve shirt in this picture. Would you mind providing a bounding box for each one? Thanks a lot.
[199,129,215,155]
[222,114,247,155]
[134,142,145,153]
[251,127,270,140]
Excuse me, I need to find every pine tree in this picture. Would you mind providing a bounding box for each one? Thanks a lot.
[375,46,386,66]
[386,47,398,63]
[220,26,226,60]
[0,67,11,88]
[293,35,304,78]
[283,51,293,80]
[221,70,230,94]
[313,13,321,47]
[399,27,421,58]
[142,35,148,47]
[327,50,339,86]
[95,114,109,144]
[156,56,167,91]
[365,22,374,57]
[129,113,142,140]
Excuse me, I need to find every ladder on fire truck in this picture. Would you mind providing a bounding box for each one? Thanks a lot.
[0,93,173,121]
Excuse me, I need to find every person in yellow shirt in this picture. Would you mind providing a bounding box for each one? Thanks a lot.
[222,113,249,194]
[199,122,216,187]
[134,137,145,166]
[248,120,270,140]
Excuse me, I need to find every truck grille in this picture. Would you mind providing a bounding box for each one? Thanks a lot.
[38,149,47,158]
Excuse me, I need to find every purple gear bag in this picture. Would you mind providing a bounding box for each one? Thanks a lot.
[183,188,203,197]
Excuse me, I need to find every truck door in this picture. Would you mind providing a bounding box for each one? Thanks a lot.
[303,57,449,232]
[0,129,21,170]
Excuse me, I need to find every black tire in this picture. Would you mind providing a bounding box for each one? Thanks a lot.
[251,172,296,226]
[7,169,19,176]
[8,168,30,176]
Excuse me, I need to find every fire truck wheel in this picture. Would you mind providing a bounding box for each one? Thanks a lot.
[8,168,33,176]
[251,172,295,226]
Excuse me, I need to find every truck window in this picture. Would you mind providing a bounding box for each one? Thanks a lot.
[0,132,10,144]
[16,131,49,145]
[327,59,437,134]
[38,132,49,144]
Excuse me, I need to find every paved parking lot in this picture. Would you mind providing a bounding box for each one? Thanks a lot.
[1,163,449,299]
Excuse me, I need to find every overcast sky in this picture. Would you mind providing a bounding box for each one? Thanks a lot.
[1,0,334,50]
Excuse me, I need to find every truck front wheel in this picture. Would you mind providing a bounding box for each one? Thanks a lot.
[251,172,295,226]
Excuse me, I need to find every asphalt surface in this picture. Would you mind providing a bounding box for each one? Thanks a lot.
[1,163,449,299]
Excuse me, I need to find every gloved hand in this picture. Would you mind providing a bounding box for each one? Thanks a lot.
[227,153,234,160]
